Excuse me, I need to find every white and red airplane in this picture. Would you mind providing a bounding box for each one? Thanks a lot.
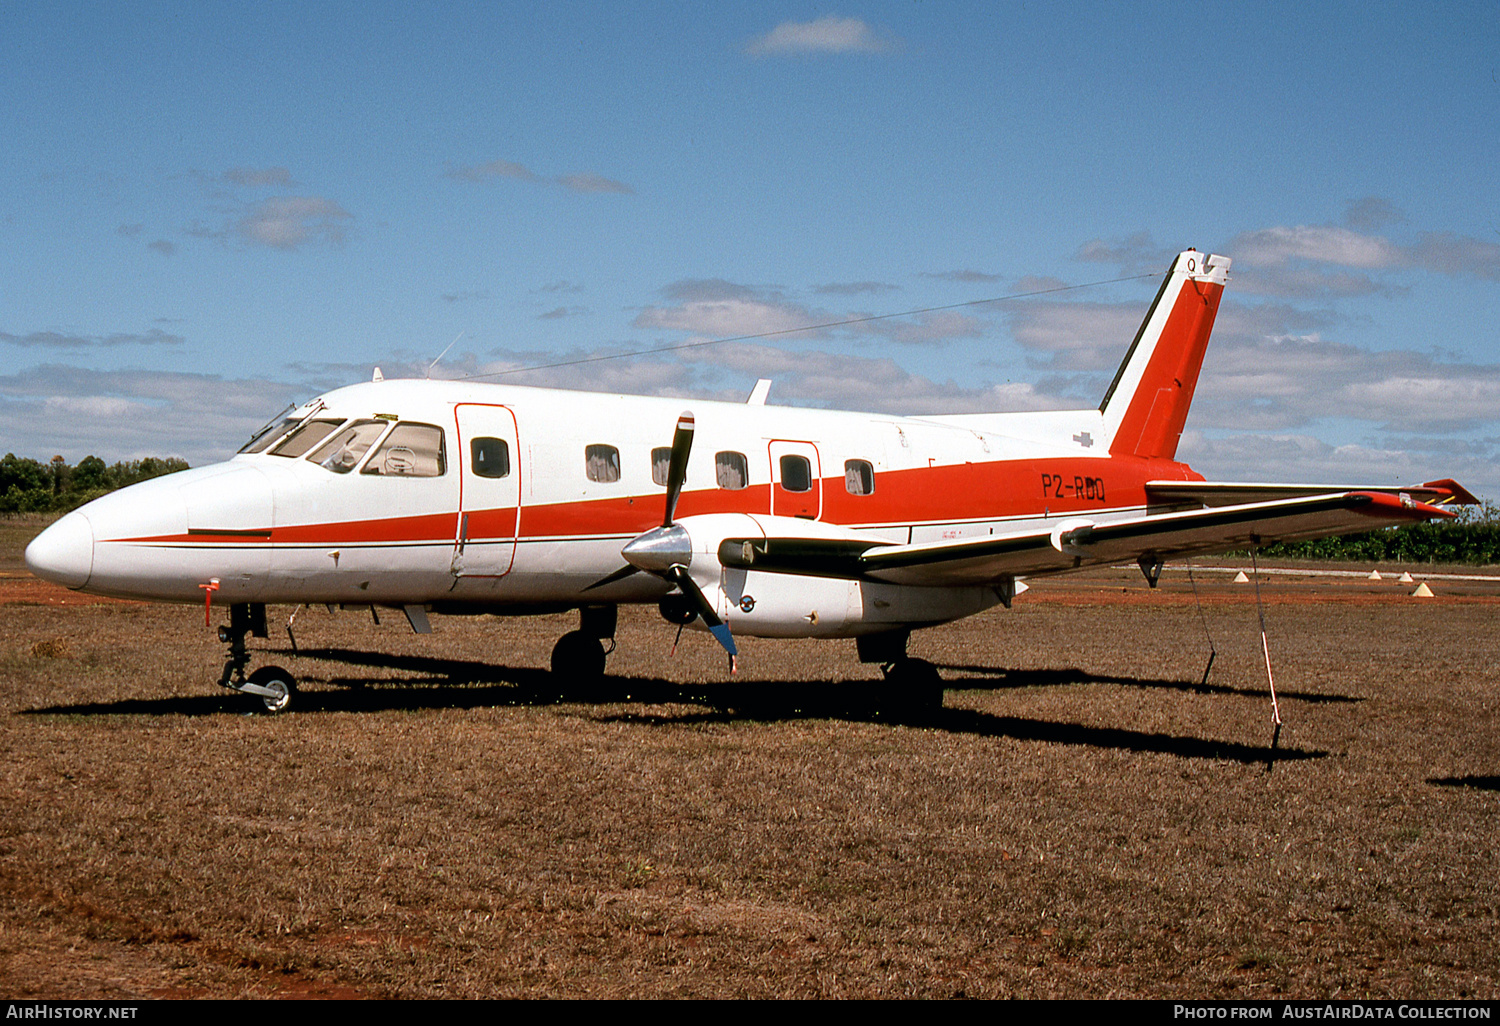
[24,249,1475,713]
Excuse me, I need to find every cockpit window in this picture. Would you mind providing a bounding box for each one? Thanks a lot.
[269,419,344,458]
[241,416,301,454]
[362,423,446,477]
[308,420,390,474]
[239,401,308,454]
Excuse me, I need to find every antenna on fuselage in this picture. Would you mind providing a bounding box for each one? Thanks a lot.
[427,331,464,378]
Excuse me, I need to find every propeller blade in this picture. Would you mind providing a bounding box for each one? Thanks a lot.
[668,564,737,666]
[583,563,642,592]
[662,412,694,527]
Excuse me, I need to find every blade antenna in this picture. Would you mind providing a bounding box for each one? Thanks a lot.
[1250,547,1283,769]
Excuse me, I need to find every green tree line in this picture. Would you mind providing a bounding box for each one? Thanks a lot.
[1,453,189,514]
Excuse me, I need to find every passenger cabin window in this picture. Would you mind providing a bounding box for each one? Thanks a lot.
[845,459,874,496]
[363,423,446,477]
[651,447,675,487]
[716,451,748,490]
[269,419,344,458]
[779,455,812,492]
[309,420,389,474]
[470,437,510,478]
[585,444,620,483]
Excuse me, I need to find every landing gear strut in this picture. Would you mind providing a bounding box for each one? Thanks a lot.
[217,602,298,714]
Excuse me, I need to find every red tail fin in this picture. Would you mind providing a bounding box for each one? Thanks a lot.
[1100,250,1229,460]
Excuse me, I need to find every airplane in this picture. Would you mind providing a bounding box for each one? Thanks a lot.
[24,249,1476,714]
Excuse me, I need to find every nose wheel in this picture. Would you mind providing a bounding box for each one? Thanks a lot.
[217,602,300,714]
[248,666,298,714]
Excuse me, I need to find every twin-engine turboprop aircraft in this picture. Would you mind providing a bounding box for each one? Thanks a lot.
[25,250,1475,713]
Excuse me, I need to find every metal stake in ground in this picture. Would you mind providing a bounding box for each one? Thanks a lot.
[1250,547,1284,767]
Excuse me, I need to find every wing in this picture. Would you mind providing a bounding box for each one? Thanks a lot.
[719,490,1461,588]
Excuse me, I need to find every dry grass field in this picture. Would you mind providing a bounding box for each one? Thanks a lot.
[2,514,1498,999]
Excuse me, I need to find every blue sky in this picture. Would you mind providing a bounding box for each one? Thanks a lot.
[3,2,1498,497]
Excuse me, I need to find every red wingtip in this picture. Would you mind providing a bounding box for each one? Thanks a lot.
[1419,479,1481,506]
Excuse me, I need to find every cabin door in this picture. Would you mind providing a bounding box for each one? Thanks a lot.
[769,440,822,520]
[452,404,521,577]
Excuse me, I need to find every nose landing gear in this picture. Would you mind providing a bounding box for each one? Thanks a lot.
[217,602,299,714]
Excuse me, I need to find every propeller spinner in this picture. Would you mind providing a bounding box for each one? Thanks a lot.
[587,412,737,668]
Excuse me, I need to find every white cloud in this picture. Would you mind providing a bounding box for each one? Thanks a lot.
[445,159,539,183]
[447,159,634,195]
[1178,431,1500,499]
[0,328,185,349]
[1407,231,1500,282]
[922,269,1004,284]
[236,196,352,250]
[223,166,295,188]
[813,281,900,296]
[637,278,992,348]
[635,280,827,340]
[856,310,987,346]
[0,365,310,465]
[635,296,823,339]
[1075,232,1179,273]
[676,343,1073,415]
[1004,300,1146,372]
[746,16,894,56]
[1344,197,1404,231]
[1231,225,1401,269]
[1192,327,1500,434]
[556,172,634,195]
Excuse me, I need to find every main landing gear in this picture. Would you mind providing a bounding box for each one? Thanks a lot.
[550,605,617,688]
[218,602,299,714]
[858,630,945,716]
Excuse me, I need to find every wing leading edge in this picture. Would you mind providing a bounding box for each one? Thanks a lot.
[719,490,1461,588]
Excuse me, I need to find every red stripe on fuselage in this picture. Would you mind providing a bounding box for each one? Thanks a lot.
[106,455,1202,549]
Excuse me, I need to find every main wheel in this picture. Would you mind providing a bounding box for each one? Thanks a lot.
[550,630,607,682]
[248,665,298,715]
[877,657,944,718]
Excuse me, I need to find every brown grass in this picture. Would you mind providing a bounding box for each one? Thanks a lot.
[1,530,1497,999]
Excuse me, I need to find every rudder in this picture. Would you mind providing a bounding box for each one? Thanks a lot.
[1099,249,1230,460]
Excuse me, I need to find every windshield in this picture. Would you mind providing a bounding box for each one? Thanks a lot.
[239,403,302,454]
[309,420,391,474]
[269,419,345,458]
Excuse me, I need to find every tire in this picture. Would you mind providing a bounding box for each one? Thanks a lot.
[550,630,607,683]
[877,658,944,718]
[248,665,297,715]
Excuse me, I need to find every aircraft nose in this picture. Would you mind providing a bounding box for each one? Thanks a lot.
[24,511,94,589]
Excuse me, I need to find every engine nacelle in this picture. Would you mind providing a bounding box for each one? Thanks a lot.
[669,513,1003,639]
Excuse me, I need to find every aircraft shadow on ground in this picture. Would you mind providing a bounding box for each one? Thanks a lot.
[935,662,1362,705]
[1427,775,1500,792]
[20,646,1323,764]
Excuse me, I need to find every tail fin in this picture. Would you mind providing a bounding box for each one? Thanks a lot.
[1099,249,1230,460]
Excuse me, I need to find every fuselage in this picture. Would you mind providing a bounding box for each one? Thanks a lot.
[25,377,1203,638]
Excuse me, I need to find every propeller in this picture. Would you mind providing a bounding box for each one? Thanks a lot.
[585,412,737,669]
